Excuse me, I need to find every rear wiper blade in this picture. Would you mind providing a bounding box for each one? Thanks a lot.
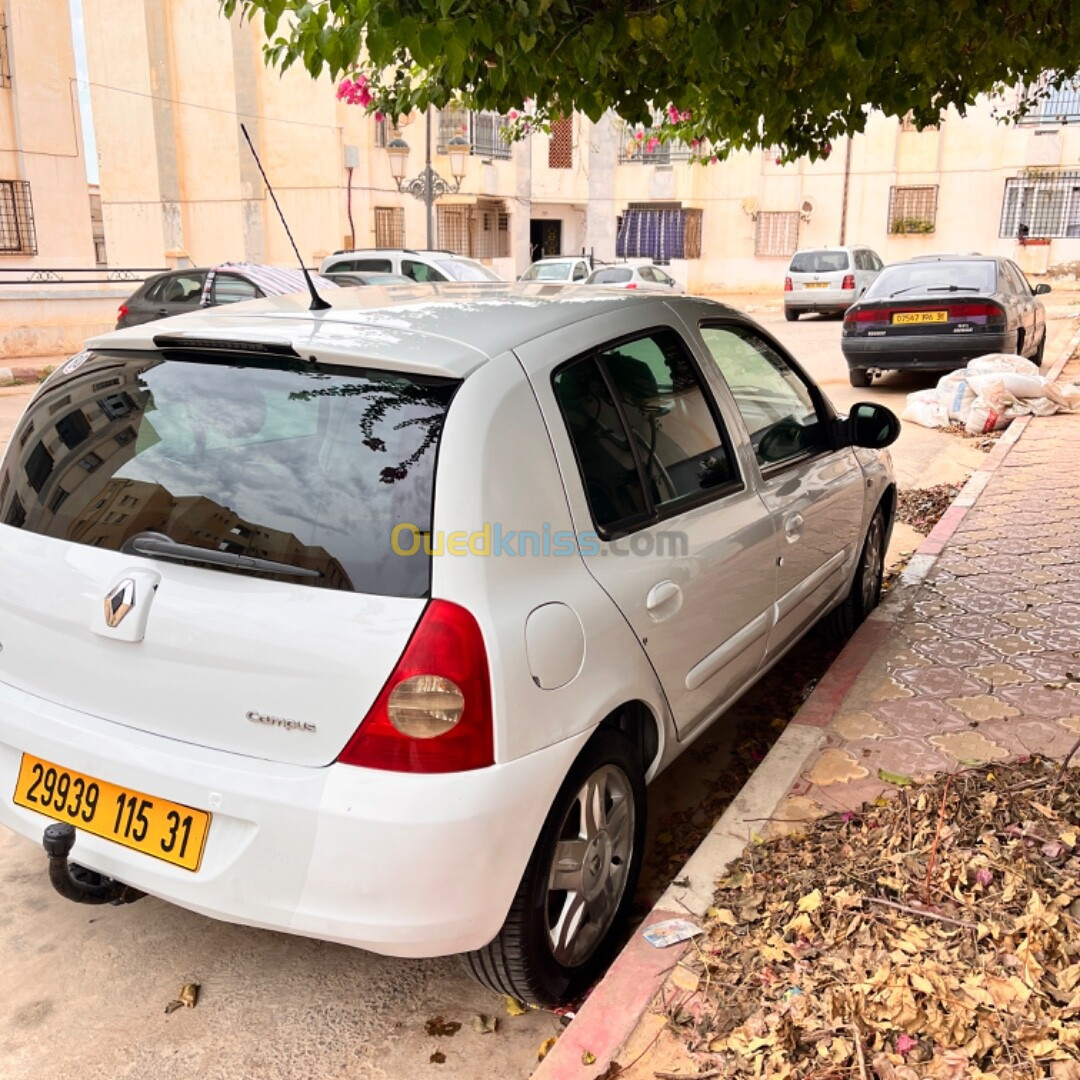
[889,283,978,297]
[126,531,322,578]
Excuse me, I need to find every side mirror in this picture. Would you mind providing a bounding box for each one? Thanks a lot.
[1034,283,1052,296]
[849,401,900,449]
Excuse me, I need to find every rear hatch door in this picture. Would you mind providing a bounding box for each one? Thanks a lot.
[0,347,458,767]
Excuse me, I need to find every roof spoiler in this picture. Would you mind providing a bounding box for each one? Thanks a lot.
[152,334,300,358]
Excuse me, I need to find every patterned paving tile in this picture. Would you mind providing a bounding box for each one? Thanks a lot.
[1012,652,1080,682]
[984,634,1045,657]
[842,736,954,779]
[979,717,1080,758]
[830,711,894,741]
[1026,627,1080,651]
[875,697,970,736]
[935,614,1012,640]
[894,667,986,698]
[945,694,1021,722]
[998,611,1049,630]
[929,731,1010,764]
[1041,603,1080,629]
[964,662,1033,688]
[999,683,1080,718]
[914,638,1001,668]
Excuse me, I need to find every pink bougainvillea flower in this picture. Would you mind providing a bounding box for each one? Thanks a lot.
[896,1035,918,1055]
[374,111,384,123]
[635,130,644,140]
[667,104,681,124]
[646,136,660,153]
[508,109,518,120]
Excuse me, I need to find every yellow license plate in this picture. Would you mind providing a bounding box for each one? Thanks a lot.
[13,754,210,872]
[804,282,829,289]
[892,310,947,325]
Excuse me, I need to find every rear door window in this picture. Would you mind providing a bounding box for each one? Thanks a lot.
[152,273,208,306]
[337,258,394,273]
[553,329,739,533]
[211,274,261,305]
[402,260,448,283]
[0,352,458,597]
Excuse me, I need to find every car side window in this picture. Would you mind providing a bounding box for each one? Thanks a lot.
[156,272,207,306]
[870,251,885,271]
[573,262,588,281]
[554,329,738,533]
[853,251,866,271]
[1006,261,1032,295]
[700,325,828,470]
[402,260,448,283]
[340,258,393,273]
[211,274,260,305]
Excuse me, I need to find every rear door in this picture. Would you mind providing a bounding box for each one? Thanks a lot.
[209,273,263,307]
[696,322,866,654]
[0,349,458,766]
[1004,260,1040,355]
[127,272,209,325]
[519,315,777,737]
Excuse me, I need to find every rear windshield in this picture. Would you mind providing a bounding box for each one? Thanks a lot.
[435,259,501,282]
[589,268,633,284]
[864,260,996,299]
[789,250,850,273]
[0,351,457,597]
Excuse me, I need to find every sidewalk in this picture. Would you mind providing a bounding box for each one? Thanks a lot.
[534,335,1080,1079]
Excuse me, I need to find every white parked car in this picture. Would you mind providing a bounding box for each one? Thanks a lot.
[784,245,885,320]
[320,248,502,283]
[0,284,898,1005]
[519,256,592,283]
[584,264,678,290]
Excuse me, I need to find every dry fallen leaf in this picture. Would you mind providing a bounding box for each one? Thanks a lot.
[537,1036,557,1061]
[504,996,527,1017]
[581,1050,596,1065]
[164,982,200,1014]
[471,1014,497,1035]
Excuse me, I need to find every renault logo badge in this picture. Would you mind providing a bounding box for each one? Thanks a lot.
[103,579,136,628]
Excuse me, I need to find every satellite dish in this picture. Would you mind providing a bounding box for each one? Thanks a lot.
[741,196,759,216]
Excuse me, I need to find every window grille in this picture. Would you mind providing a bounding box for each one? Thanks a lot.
[1017,73,1080,125]
[754,211,799,257]
[549,117,573,169]
[0,14,10,88]
[1000,172,1080,238]
[888,185,938,234]
[374,206,405,248]
[617,119,695,164]
[374,116,388,149]
[0,180,38,255]
[437,199,510,258]
[616,205,703,260]
[437,110,511,160]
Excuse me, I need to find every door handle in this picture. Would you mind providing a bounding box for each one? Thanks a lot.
[784,512,804,542]
[646,580,683,620]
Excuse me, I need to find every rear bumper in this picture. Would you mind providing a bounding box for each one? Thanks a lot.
[0,678,588,957]
[842,331,1015,371]
[785,289,855,313]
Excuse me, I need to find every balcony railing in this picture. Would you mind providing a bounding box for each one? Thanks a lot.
[437,110,512,160]
[1017,74,1080,125]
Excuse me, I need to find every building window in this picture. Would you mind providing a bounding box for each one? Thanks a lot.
[754,211,800,257]
[374,115,388,149]
[617,204,703,260]
[374,206,405,248]
[90,190,107,267]
[437,110,511,160]
[0,180,38,255]
[549,117,573,170]
[1018,73,1080,125]
[1000,171,1080,238]
[437,199,510,259]
[888,185,938,234]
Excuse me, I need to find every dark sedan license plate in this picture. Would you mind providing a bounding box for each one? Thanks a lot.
[892,310,947,325]
[13,754,210,871]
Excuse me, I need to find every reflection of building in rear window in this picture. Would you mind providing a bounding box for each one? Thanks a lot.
[789,250,850,273]
[24,442,54,493]
[55,410,92,450]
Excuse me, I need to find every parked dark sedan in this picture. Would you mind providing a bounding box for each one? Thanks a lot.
[841,256,1051,387]
[116,264,340,329]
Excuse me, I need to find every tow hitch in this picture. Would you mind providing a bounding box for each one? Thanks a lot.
[42,822,145,906]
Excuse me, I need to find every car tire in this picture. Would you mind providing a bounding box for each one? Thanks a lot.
[462,730,646,1006]
[1033,332,1045,368]
[848,367,872,388]
[784,308,800,322]
[827,505,886,641]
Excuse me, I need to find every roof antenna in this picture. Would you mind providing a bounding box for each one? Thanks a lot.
[239,122,331,312]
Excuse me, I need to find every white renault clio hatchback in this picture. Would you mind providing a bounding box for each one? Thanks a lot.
[0,284,897,1004]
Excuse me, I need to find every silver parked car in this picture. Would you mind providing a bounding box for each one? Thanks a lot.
[784,246,884,321]
[584,264,678,290]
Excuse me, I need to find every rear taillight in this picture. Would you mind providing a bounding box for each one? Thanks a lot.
[338,600,494,773]
[947,302,1005,323]
[626,282,638,289]
[117,304,129,321]
[845,308,886,323]
[784,276,793,292]
[841,274,855,291]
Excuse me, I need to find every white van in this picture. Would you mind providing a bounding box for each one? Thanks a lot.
[320,248,503,283]
[784,246,884,320]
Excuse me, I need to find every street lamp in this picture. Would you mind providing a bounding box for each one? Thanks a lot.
[386,108,471,248]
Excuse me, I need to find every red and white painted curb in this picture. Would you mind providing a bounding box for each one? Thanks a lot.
[531,326,1080,1079]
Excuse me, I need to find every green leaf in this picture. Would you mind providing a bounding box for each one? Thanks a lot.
[786,5,814,48]
[877,769,913,787]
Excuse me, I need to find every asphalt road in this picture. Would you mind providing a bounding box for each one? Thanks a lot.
[0,303,1072,1079]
